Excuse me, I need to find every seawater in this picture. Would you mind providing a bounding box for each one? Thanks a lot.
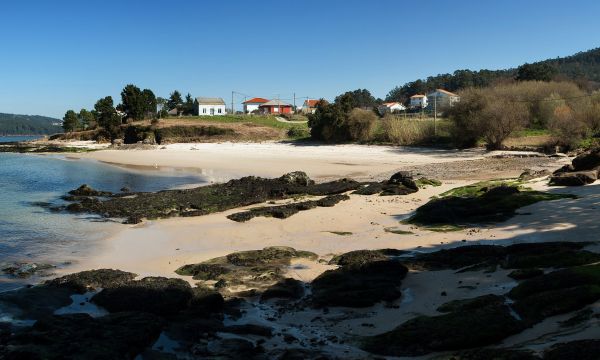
[0,153,207,291]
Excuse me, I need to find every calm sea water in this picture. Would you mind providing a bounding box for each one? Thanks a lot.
[0,153,207,292]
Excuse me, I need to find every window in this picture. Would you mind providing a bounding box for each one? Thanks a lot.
[218,108,222,114]
[203,108,206,114]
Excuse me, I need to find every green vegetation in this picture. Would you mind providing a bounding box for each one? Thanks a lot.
[179,114,307,130]
[384,227,413,235]
[0,113,61,135]
[407,182,576,228]
[326,231,353,236]
[414,177,442,188]
[62,110,80,132]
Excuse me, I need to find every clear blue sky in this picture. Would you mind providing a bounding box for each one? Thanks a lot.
[1,0,599,118]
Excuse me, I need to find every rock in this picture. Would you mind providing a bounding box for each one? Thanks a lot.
[1,262,54,278]
[552,164,575,174]
[518,169,550,181]
[279,171,315,186]
[276,348,336,360]
[91,277,195,316]
[452,348,540,360]
[176,247,317,294]
[572,148,600,171]
[543,339,600,360]
[328,250,388,267]
[227,194,349,222]
[45,269,137,293]
[437,294,505,313]
[389,171,418,189]
[120,187,131,192]
[2,312,164,359]
[361,300,526,356]
[311,258,408,307]
[261,278,305,300]
[68,184,112,197]
[549,170,597,186]
[189,286,224,315]
[507,268,544,280]
[206,338,259,357]
[0,285,75,320]
[223,324,273,337]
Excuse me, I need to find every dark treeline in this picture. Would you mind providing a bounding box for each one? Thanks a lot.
[386,47,600,104]
[0,113,61,135]
[61,84,198,140]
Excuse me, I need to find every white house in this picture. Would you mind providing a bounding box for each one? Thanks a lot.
[378,102,406,115]
[196,97,226,116]
[427,89,460,110]
[409,94,428,109]
[242,97,269,113]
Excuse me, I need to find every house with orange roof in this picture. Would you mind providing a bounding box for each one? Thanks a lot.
[301,99,326,114]
[242,97,269,113]
[409,94,428,109]
[378,101,406,115]
[427,89,460,110]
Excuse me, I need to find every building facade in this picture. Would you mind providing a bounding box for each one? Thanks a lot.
[259,99,293,114]
[196,97,226,116]
[409,94,428,109]
[426,89,460,110]
[242,97,269,113]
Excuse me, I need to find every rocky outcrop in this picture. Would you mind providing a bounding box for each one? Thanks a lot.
[176,246,317,295]
[311,250,408,308]
[550,148,600,186]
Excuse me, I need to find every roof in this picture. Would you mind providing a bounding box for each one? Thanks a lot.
[243,97,269,104]
[196,97,226,105]
[410,94,426,98]
[429,89,459,97]
[304,99,320,107]
[383,102,404,107]
[260,99,292,107]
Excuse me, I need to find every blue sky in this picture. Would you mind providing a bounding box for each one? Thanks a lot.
[1,0,599,118]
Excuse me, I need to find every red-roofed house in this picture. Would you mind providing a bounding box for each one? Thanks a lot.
[378,102,406,115]
[242,97,269,113]
[259,100,293,114]
[301,99,326,114]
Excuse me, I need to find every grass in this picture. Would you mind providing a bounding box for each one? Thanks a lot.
[384,227,414,235]
[513,128,551,137]
[439,180,522,197]
[164,115,308,130]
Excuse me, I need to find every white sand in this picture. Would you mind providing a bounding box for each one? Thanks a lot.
[74,142,491,181]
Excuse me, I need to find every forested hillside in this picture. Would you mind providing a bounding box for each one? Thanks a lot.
[386,47,600,102]
[0,113,62,135]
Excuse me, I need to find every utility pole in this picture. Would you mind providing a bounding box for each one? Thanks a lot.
[433,94,437,137]
[231,91,234,115]
[293,93,296,113]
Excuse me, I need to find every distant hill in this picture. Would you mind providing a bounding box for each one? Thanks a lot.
[386,47,600,101]
[0,113,62,135]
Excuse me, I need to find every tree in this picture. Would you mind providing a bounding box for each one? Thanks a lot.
[120,84,145,121]
[78,109,96,130]
[142,89,157,118]
[94,96,122,141]
[62,110,80,132]
[334,89,377,109]
[167,90,183,115]
[516,63,558,82]
[182,93,195,115]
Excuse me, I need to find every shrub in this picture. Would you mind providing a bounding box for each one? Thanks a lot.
[347,108,377,142]
[381,115,434,145]
[287,126,310,139]
[548,105,589,149]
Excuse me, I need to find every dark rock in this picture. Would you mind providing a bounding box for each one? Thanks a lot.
[389,171,418,190]
[91,277,195,316]
[543,339,600,360]
[45,269,137,293]
[279,171,315,186]
[261,278,305,300]
[552,164,575,174]
[0,285,75,320]
[227,194,349,222]
[176,247,317,294]
[361,301,525,356]
[120,187,131,192]
[328,249,388,267]
[223,324,273,337]
[190,286,225,315]
[452,348,540,360]
[311,259,408,307]
[1,262,54,278]
[2,312,164,359]
[572,148,600,171]
[508,268,544,280]
[68,184,113,197]
[206,338,259,357]
[549,170,597,186]
[437,294,505,313]
[276,348,336,360]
